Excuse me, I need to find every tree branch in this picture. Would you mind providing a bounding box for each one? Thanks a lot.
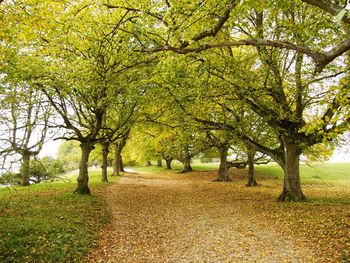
[139,38,350,73]
[301,0,350,24]
[194,117,285,167]
[140,38,324,60]
[191,2,238,42]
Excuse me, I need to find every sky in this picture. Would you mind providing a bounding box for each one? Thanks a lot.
[40,138,350,162]
[39,139,62,158]
[329,146,350,162]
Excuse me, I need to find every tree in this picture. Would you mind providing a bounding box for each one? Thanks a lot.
[121,0,350,73]
[2,0,348,202]
[1,1,58,186]
[3,0,156,193]
[0,84,52,186]
[42,61,108,194]
[122,1,350,201]
[98,71,140,180]
[155,132,176,170]
[204,23,348,200]
[57,140,81,171]
[112,128,130,176]
[29,156,65,184]
[202,130,234,182]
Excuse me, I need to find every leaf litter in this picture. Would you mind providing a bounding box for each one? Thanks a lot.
[86,170,350,262]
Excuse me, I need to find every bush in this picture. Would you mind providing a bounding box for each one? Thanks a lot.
[0,172,21,186]
[29,157,65,184]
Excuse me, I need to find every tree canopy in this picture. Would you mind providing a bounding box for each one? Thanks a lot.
[1,0,349,201]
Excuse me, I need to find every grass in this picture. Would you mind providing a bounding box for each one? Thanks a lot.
[0,168,117,262]
[255,162,350,185]
[129,161,350,186]
[127,160,219,174]
[1,162,349,261]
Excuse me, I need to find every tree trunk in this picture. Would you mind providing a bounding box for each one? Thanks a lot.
[74,142,93,194]
[101,143,109,182]
[112,143,124,176]
[181,155,192,173]
[214,145,231,182]
[165,157,173,169]
[278,140,305,201]
[113,143,120,176]
[119,155,125,172]
[246,150,257,186]
[112,130,129,176]
[157,159,162,167]
[20,152,31,186]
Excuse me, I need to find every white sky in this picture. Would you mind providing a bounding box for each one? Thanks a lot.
[39,139,62,158]
[39,138,350,162]
[329,146,350,162]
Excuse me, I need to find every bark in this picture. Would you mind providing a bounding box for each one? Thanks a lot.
[101,143,109,182]
[214,145,231,182]
[157,159,162,167]
[113,149,120,176]
[74,142,93,194]
[301,0,350,24]
[278,140,305,201]
[113,148,122,176]
[112,142,125,176]
[165,157,173,169]
[181,155,192,173]
[246,150,257,187]
[119,155,125,172]
[112,130,129,176]
[20,152,31,186]
[112,149,118,176]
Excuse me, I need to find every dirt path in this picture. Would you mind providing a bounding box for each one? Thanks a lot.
[86,171,318,262]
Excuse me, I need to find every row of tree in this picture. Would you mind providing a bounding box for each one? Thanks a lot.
[1,0,349,201]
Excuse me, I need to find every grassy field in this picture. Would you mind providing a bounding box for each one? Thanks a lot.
[1,162,349,261]
[127,161,219,174]
[0,169,117,262]
[129,161,350,185]
[255,162,350,185]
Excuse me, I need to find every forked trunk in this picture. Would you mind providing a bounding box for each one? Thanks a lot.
[165,157,173,169]
[246,150,257,186]
[215,146,231,182]
[101,143,109,182]
[20,153,31,186]
[74,142,93,194]
[278,140,305,201]
[112,131,128,176]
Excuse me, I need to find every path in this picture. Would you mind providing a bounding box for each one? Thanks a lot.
[86,171,318,262]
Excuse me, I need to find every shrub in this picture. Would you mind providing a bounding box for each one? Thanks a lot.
[29,157,65,184]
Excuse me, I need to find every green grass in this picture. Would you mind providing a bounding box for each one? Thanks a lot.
[130,161,350,186]
[0,168,117,262]
[255,162,350,185]
[126,161,219,174]
[2,164,346,261]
